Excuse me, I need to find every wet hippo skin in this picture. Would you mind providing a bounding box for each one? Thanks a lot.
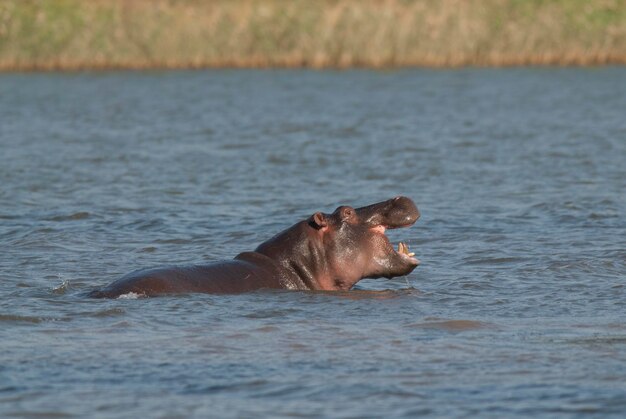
[89,196,420,297]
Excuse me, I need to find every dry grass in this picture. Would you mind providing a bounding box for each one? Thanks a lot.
[1,0,625,70]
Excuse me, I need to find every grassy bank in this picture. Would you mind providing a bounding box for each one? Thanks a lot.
[1,0,625,70]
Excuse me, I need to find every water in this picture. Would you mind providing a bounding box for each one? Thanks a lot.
[1,68,625,418]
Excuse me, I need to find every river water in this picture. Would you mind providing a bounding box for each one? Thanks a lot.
[1,68,625,417]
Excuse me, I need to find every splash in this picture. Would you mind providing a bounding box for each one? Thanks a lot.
[52,275,70,295]
[116,292,146,300]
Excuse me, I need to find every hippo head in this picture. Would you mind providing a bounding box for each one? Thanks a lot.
[255,196,420,291]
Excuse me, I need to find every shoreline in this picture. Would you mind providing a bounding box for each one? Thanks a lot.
[2,56,626,73]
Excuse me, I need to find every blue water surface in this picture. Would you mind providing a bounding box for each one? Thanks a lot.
[1,68,625,418]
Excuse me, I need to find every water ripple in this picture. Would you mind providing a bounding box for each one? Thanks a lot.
[1,68,625,418]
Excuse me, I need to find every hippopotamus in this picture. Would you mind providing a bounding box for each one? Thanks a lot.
[89,196,420,298]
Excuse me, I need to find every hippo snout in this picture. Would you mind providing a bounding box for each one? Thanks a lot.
[356,196,419,228]
[390,196,420,226]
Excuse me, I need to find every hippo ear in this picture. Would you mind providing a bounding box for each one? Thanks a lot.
[310,212,328,229]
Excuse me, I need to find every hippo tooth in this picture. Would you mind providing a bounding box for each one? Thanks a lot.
[397,242,415,257]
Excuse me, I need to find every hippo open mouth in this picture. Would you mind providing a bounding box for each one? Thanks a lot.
[370,223,421,266]
[355,195,421,274]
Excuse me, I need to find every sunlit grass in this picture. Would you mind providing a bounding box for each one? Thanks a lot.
[0,0,625,70]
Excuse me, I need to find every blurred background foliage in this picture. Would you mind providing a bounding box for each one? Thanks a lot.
[0,0,625,70]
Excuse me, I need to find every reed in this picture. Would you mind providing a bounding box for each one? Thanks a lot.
[1,0,625,70]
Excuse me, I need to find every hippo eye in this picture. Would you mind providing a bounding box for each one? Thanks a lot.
[341,207,354,220]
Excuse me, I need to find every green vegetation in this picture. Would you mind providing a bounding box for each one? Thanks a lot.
[1,0,625,70]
